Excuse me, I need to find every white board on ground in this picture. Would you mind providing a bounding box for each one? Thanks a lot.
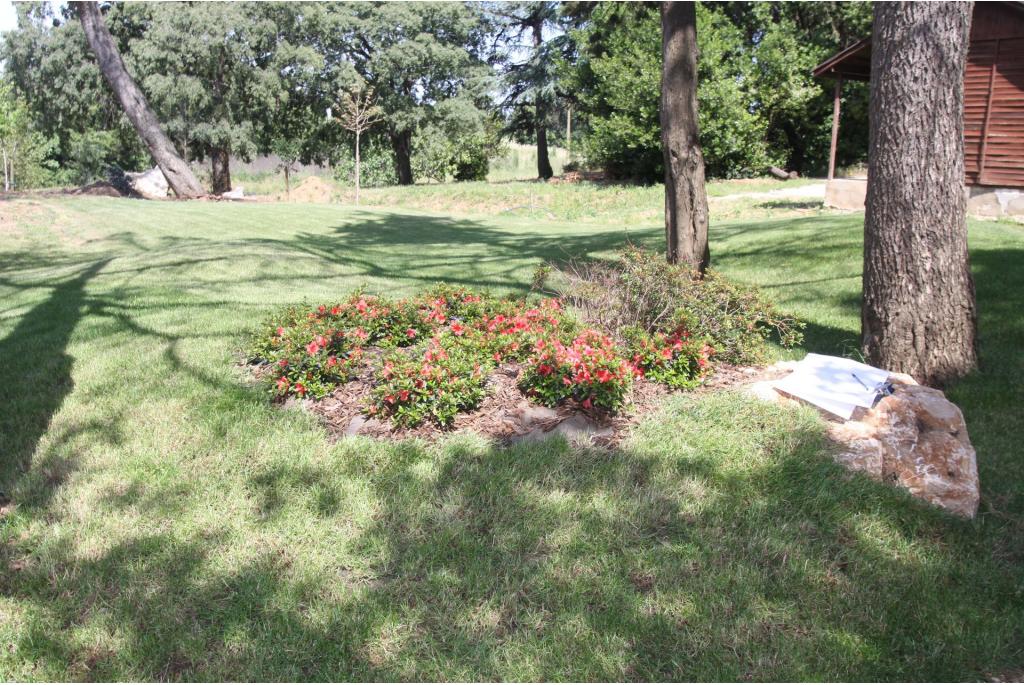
[773,353,891,420]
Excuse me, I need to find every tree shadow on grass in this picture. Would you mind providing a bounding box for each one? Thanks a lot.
[0,259,110,503]
[5,395,1021,680]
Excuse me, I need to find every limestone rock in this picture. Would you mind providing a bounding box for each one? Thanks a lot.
[750,373,980,518]
[221,187,245,200]
[126,167,170,199]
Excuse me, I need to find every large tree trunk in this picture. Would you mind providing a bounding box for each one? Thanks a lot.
[533,20,553,180]
[862,1,977,386]
[661,1,709,273]
[390,129,414,186]
[210,147,231,195]
[72,1,205,198]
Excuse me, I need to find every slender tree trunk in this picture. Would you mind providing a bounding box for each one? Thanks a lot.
[2,148,8,192]
[355,129,361,205]
[661,1,709,272]
[533,20,554,180]
[862,1,977,386]
[390,129,413,186]
[536,104,553,180]
[284,166,290,199]
[72,0,205,198]
[566,104,572,158]
[210,147,231,195]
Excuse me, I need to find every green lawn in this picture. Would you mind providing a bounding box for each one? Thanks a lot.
[0,187,1021,680]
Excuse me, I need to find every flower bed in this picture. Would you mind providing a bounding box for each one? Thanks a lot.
[247,255,801,435]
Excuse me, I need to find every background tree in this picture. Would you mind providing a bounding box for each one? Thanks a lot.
[1,2,148,185]
[331,2,493,185]
[336,85,384,205]
[661,1,709,272]
[491,1,564,180]
[862,1,977,385]
[117,2,281,194]
[69,1,204,198]
[561,1,870,181]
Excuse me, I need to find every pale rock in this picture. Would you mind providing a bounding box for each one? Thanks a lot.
[221,187,245,200]
[126,167,170,199]
[750,373,980,518]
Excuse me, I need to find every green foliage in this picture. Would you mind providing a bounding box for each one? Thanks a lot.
[545,247,804,365]
[564,2,776,180]
[0,4,148,178]
[65,130,120,185]
[562,1,871,179]
[332,140,398,188]
[0,81,59,189]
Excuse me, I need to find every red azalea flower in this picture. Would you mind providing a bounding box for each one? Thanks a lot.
[326,356,338,367]
[276,326,285,336]
[493,352,502,362]
[595,369,614,383]
[331,306,341,316]
[451,322,465,335]
[317,305,326,315]
[384,394,395,404]
[278,359,289,368]
[306,341,320,355]
[582,397,592,409]
[276,376,289,391]
[398,390,410,401]
[406,328,417,338]
[294,382,306,396]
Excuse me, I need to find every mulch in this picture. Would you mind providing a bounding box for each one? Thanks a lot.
[254,355,787,448]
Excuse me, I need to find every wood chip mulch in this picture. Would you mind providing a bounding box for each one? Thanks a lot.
[252,355,789,448]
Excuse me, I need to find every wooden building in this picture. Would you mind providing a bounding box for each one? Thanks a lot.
[814,2,1024,195]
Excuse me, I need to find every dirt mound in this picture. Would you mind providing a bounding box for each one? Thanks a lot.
[68,180,133,198]
[284,176,337,203]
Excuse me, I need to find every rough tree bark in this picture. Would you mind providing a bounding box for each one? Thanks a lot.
[862,1,978,386]
[390,129,414,186]
[661,1,709,272]
[533,19,553,180]
[210,147,231,195]
[72,1,205,198]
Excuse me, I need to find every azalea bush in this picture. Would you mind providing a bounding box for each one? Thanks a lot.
[369,334,492,427]
[519,330,634,411]
[623,325,714,390]
[249,275,777,426]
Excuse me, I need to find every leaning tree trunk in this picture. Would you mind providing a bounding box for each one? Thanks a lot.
[210,147,231,195]
[661,1,709,273]
[72,1,205,198]
[862,1,977,386]
[390,129,414,186]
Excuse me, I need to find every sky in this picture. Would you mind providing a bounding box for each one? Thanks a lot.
[0,1,17,33]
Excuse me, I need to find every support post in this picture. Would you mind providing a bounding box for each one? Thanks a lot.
[828,76,843,180]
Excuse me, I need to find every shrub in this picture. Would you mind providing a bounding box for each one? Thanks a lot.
[623,325,713,389]
[519,330,633,411]
[369,335,492,426]
[541,247,803,364]
[249,304,365,399]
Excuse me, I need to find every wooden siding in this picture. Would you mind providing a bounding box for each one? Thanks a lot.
[966,36,1024,187]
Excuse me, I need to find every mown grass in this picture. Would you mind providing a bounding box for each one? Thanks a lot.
[0,189,1021,680]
